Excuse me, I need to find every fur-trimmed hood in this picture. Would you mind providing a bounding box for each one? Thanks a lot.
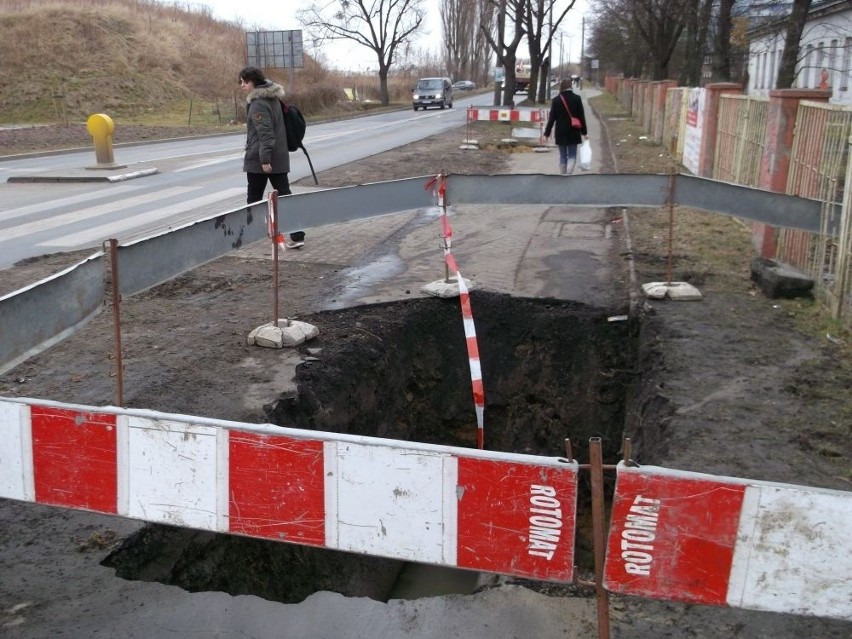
[246,81,285,104]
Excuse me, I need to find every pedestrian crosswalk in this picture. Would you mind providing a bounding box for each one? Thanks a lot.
[0,183,247,268]
[39,188,245,247]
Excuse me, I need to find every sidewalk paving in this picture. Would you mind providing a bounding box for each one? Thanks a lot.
[250,87,622,310]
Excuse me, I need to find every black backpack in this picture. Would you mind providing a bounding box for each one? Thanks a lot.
[279,99,317,184]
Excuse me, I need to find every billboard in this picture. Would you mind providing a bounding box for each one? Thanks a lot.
[246,30,304,69]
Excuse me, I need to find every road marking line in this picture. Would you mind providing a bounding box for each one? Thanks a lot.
[3,186,196,241]
[0,183,148,222]
[38,187,246,247]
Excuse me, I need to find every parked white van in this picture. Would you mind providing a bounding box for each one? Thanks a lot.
[412,77,453,111]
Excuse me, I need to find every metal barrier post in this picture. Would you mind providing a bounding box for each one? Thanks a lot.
[106,238,124,407]
[589,437,612,639]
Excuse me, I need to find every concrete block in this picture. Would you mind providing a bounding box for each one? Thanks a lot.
[421,277,474,298]
[248,320,319,349]
[750,257,814,299]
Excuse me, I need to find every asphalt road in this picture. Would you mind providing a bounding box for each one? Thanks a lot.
[0,94,487,269]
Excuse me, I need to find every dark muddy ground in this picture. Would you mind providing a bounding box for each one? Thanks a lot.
[1,106,850,637]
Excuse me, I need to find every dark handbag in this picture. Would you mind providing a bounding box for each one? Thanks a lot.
[560,94,582,129]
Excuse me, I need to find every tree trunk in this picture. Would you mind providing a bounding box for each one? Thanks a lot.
[537,56,550,103]
[502,52,517,106]
[378,67,390,106]
[776,0,812,89]
[712,0,735,81]
[680,0,700,85]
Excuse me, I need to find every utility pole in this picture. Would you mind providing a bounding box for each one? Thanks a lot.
[581,16,585,80]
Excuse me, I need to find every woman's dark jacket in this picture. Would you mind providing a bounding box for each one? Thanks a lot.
[544,89,587,146]
[243,81,290,174]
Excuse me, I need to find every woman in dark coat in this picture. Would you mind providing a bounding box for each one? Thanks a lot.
[239,66,304,248]
[543,78,589,175]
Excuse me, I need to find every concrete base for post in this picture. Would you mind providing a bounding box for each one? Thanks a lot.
[459,138,479,150]
[641,281,703,301]
[421,277,474,298]
[247,319,319,349]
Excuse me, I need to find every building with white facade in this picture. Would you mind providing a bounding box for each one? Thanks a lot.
[747,0,852,105]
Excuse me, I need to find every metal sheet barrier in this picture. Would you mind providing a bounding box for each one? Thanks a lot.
[0,253,105,374]
[0,173,828,374]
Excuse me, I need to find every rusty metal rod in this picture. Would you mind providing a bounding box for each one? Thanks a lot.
[589,437,612,639]
[667,170,676,286]
[107,239,124,407]
[271,191,280,328]
[564,437,573,463]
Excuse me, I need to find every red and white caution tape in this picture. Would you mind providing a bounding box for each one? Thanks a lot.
[426,174,486,449]
[454,266,485,448]
[266,192,285,251]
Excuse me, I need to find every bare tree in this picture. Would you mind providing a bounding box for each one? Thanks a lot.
[474,1,499,84]
[525,0,578,103]
[480,0,526,106]
[297,0,426,105]
[632,0,689,80]
[777,0,812,88]
[442,0,494,84]
[588,0,650,78]
[711,0,736,81]
[678,0,713,86]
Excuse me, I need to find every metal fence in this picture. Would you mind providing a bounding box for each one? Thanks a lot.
[714,95,769,187]
[612,79,852,328]
[783,102,852,320]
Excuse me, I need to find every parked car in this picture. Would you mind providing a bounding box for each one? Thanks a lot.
[452,80,475,91]
[412,77,453,111]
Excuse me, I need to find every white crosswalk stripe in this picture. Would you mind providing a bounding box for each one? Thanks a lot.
[38,187,246,247]
[0,183,153,223]
[1,187,196,242]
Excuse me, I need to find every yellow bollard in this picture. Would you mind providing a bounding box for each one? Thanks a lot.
[86,113,125,169]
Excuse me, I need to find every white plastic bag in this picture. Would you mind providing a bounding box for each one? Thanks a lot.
[579,141,592,171]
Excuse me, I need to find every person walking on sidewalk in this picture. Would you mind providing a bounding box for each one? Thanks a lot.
[239,66,304,248]
[543,78,588,175]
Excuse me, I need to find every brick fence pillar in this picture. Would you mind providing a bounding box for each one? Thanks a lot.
[698,83,742,178]
[754,89,832,258]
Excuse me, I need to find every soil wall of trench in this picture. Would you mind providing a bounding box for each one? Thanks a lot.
[104,291,641,603]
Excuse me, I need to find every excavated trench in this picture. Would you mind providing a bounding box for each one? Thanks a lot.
[104,292,638,603]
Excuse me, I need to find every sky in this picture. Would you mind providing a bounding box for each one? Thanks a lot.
[188,0,589,73]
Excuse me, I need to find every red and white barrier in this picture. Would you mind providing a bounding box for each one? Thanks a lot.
[466,106,545,123]
[604,463,852,621]
[0,398,577,582]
